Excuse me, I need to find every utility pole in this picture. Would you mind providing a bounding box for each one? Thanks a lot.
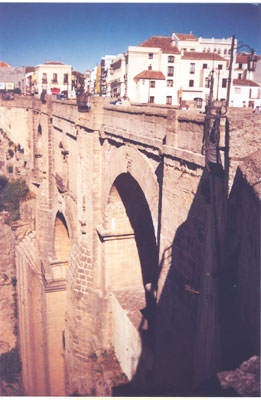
[226,35,235,108]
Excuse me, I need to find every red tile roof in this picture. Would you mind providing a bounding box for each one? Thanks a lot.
[233,79,260,87]
[138,36,180,54]
[134,70,165,80]
[45,61,64,65]
[0,61,10,67]
[182,52,226,61]
[176,33,198,41]
[236,52,261,64]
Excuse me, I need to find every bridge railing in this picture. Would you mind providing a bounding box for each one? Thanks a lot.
[104,103,169,143]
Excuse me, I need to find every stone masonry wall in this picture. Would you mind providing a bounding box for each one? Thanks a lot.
[0,97,259,396]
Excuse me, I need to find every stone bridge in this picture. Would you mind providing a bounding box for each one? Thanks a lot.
[0,96,260,396]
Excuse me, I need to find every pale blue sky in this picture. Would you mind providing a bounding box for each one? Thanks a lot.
[0,3,260,72]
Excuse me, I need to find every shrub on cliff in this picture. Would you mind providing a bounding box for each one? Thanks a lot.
[0,347,22,383]
[0,178,29,211]
[0,177,29,220]
[0,175,7,191]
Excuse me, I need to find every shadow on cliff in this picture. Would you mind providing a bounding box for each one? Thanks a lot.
[112,161,260,396]
[113,166,224,396]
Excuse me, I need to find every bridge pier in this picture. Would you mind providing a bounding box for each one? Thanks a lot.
[0,97,259,396]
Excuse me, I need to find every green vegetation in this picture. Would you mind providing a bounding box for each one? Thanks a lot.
[11,277,17,287]
[8,149,14,158]
[0,176,8,191]
[0,176,29,220]
[0,347,22,383]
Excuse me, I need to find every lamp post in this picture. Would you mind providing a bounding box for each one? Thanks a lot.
[226,35,258,107]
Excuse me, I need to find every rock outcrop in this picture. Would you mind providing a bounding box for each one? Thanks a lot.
[218,355,261,397]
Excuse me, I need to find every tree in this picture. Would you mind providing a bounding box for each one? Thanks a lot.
[72,71,85,89]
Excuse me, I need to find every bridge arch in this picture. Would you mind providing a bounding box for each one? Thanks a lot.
[43,209,73,396]
[53,210,71,260]
[103,144,159,241]
[102,145,159,380]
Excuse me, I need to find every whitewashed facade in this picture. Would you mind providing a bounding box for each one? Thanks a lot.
[34,62,72,96]
[102,33,260,109]
[231,79,261,108]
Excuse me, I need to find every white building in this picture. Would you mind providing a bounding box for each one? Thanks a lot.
[231,79,260,108]
[34,61,72,96]
[133,69,166,104]
[101,32,260,109]
[100,55,117,96]
[89,66,98,94]
[84,69,91,93]
[122,33,235,107]
[106,54,126,98]
[179,52,228,107]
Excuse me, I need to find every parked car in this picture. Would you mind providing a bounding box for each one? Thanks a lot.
[56,94,67,100]
[2,92,14,100]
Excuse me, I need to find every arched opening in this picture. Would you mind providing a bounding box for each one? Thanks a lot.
[54,211,71,260]
[35,123,43,175]
[105,173,158,381]
[45,212,71,396]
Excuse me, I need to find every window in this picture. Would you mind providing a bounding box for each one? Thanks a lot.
[194,98,203,108]
[214,48,217,53]
[218,64,223,70]
[203,48,206,53]
[238,63,243,69]
[228,49,231,55]
[234,87,241,94]
[189,80,194,87]
[190,48,195,52]
[149,96,154,104]
[217,49,221,54]
[168,66,174,76]
[224,49,227,55]
[203,63,208,69]
[190,63,195,74]
[166,96,172,105]
[42,73,47,84]
[207,48,210,53]
[249,87,260,99]
[167,79,173,87]
[222,78,227,88]
[64,74,68,84]
[168,55,174,63]
[52,73,57,83]
[148,64,152,71]
[149,53,153,59]
[238,73,242,79]
[150,80,155,88]
[205,77,210,88]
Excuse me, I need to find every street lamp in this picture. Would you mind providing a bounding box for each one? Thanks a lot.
[226,35,258,107]
[203,35,258,172]
[247,49,258,72]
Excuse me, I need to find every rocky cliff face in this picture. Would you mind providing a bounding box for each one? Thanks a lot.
[0,217,23,395]
[0,217,16,355]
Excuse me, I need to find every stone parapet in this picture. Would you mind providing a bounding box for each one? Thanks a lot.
[0,97,259,396]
